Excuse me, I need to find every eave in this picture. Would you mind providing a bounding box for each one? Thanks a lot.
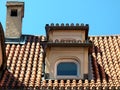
[47,42,93,47]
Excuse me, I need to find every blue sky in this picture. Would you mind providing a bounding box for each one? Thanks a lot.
[0,0,120,36]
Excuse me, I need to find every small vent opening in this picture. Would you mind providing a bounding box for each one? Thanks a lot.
[11,9,18,17]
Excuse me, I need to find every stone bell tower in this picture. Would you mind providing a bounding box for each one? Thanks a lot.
[5,1,24,39]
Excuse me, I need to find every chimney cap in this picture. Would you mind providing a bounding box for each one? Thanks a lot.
[6,1,24,18]
[6,1,24,6]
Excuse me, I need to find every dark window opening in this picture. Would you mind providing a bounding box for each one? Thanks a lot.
[57,62,77,76]
[11,9,18,17]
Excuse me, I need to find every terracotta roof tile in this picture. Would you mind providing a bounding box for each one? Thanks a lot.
[0,35,120,89]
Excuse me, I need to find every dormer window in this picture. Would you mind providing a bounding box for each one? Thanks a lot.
[11,9,18,17]
[57,62,77,75]
[55,59,80,79]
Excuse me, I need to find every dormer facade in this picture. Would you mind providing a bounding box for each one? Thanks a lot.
[46,23,88,43]
[5,1,24,39]
[45,23,92,80]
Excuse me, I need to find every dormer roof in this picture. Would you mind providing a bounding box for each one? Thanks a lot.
[45,23,89,40]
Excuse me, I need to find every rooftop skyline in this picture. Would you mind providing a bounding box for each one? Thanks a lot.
[0,0,120,36]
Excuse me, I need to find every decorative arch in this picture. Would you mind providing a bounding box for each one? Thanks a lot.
[55,39,59,43]
[77,40,82,43]
[60,38,77,43]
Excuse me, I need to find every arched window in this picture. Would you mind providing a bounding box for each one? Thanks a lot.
[57,62,77,76]
[55,59,80,79]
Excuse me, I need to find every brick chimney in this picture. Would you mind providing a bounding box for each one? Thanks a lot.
[5,1,24,39]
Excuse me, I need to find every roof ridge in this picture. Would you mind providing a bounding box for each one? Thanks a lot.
[89,34,120,37]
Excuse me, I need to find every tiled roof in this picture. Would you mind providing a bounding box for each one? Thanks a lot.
[0,35,120,89]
